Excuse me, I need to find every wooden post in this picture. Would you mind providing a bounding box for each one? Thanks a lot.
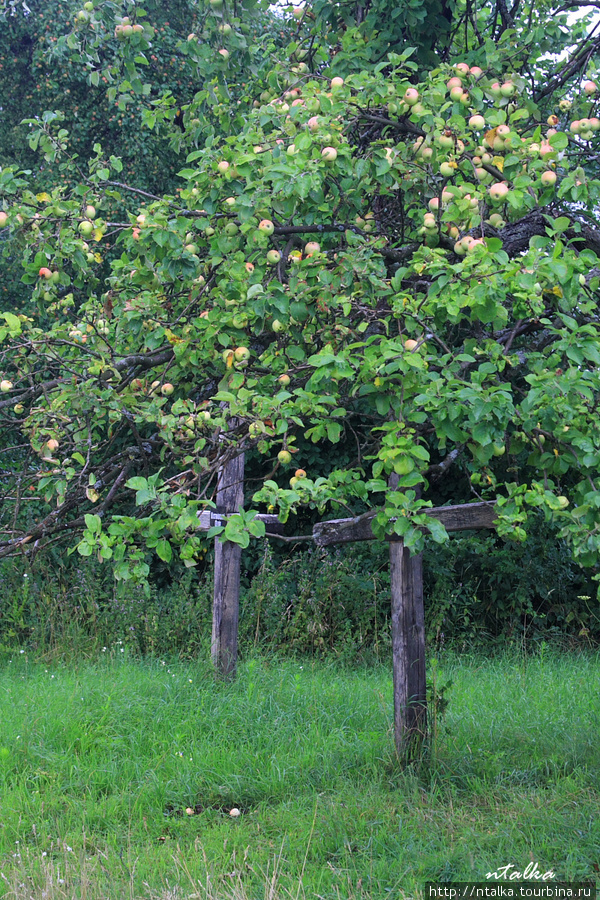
[313,498,496,760]
[389,541,427,759]
[212,450,245,678]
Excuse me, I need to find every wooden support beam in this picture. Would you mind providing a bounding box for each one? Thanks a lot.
[313,501,497,547]
[211,451,245,679]
[390,541,427,760]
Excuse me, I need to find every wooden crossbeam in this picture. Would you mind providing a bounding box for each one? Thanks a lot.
[313,501,497,547]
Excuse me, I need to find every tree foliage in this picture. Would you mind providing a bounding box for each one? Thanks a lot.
[1,0,600,589]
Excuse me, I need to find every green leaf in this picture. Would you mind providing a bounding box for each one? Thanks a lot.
[1,312,21,335]
[126,477,149,490]
[84,514,102,534]
[425,517,448,543]
[326,421,342,443]
[155,539,172,562]
[549,131,568,150]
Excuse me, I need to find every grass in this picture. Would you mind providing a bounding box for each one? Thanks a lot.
[0,646,598,899]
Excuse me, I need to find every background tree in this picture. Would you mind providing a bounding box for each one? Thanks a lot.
[0,0,599,599]
[0,0,282,309]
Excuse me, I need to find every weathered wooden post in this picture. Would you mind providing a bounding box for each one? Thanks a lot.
[313,500,497,761]
[389,540,427,759]
[388,475,427,759]
[211,450,245,678]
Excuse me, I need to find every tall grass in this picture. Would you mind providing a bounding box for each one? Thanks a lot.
[0,648,598,898]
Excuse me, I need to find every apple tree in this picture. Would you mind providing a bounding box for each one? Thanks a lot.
[1,0,600,595]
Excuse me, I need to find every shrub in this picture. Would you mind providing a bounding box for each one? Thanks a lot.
[0,514,597,661]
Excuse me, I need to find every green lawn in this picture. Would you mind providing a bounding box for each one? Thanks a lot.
[0,647,598,899]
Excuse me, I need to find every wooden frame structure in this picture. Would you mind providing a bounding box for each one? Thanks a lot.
[200,454,498,759]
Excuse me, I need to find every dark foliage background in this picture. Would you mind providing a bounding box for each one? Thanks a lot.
[2,510,596,662]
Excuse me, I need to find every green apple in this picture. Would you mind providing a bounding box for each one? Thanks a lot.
[487,213,505,228]
[278,449,292,464]
[489,182,509,202]
[468,115,486,130]
[321,146,338,163]
[234,346,250,363]
[258,219,275,236]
